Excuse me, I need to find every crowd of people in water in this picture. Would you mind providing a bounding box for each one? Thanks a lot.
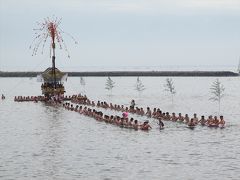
[41,82,64,89]
[13,95,82,102]
[70,95,226,129]
[63,102,152,131]
[13,93,226,129]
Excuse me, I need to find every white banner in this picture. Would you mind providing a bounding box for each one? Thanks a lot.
[36,74,43,82]
[61,73,68,82]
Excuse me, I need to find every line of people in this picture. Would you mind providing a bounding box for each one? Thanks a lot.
[14,96,46,102]
[41,82,64,89]
[63,102,152,131]
[14,95,83,102]
[12,93,226,129]
[70,96,225,128]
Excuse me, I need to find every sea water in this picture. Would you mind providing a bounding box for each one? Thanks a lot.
[0,76,240,180]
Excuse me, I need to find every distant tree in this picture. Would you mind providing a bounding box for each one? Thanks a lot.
[80,77,86,86]
[209,79,225,112]
[80,77,86,93]
[164,78,176,104]
[135,77,145,95]
[105,76,115,94]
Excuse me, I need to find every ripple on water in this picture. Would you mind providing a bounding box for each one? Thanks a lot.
[1,77,240,180]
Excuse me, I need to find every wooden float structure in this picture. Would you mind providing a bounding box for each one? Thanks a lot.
[38,67,67,97]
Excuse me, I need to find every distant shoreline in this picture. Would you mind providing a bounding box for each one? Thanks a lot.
[0,71,239,77]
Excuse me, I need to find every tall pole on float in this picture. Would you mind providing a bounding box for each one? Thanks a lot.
[31,17,78,91]
[52,41,57,89]
[50,22,57,89]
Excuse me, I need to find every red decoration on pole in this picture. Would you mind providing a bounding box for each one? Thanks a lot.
[30,16,77,58]
[30,16,77,92]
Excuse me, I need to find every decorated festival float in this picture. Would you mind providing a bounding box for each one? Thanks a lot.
[38,67,67,97]
[14,17,86,103]
[31,17,70,99]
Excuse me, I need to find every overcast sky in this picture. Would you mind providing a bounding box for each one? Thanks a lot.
[0,0,240,71]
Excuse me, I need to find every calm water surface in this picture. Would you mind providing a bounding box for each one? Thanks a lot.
[0,77,240,180]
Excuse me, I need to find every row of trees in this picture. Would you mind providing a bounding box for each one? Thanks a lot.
[79,77,225,112]
[80,76,146,94]
[105,77,146,95]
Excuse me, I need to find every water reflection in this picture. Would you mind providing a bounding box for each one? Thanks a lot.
[21,104,65,178]
[40,105,65,179]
